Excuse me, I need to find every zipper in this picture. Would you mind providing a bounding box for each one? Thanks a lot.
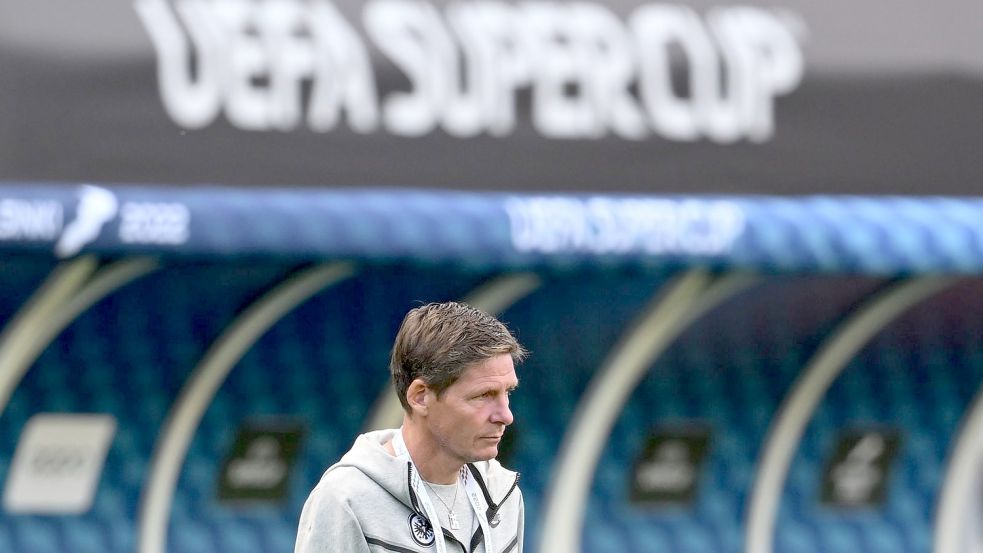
[497,474,520,507]
[466,464,521,521]
[443,529,468,553]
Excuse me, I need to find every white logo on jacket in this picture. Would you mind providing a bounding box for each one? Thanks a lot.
[409,513,435,546]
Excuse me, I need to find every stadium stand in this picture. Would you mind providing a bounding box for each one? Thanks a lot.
[1,187,983,553]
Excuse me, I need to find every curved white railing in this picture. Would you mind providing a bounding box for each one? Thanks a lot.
[934,340,983,553]
[137,262,356,553]
[0,257,158,415]
[539,270,758,553]
[745,277,956,553]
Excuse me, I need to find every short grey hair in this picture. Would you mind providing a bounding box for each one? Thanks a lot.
[390,302,527,411]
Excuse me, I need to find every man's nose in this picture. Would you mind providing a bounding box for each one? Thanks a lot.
[491,395,514,426]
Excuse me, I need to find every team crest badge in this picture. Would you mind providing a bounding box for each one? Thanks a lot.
[409,513,435,546]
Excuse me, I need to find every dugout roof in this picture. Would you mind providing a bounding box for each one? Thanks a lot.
[0,183,980,275]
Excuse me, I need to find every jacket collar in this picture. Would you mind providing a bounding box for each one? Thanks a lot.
[332,430,520,515]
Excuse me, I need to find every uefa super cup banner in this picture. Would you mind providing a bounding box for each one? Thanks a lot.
[0,0,981,193]
[1,183,983,274]
[134,0,804,143]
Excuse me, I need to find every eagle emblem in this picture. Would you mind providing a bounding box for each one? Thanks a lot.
[408,513,435,546]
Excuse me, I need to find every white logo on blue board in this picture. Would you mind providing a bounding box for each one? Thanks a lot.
[55,185,118,258]
[409,513,435,547]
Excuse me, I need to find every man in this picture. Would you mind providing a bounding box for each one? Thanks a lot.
[296,302,527,553]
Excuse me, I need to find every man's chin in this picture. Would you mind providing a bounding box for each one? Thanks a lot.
[471,447,499,462]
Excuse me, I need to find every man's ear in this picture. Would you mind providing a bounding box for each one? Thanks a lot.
[406,378,430,416]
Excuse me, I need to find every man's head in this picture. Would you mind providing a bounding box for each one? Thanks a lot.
[390,302,527,412]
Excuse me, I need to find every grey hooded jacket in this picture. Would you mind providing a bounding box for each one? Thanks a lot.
[295,429,524,553]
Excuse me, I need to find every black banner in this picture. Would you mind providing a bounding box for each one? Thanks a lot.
[2,0,982,195]
[629,424,712,506]
[217,420,305,503]
[820,428,901,508]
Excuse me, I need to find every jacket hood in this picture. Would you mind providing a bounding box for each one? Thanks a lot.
[327,429,413,509]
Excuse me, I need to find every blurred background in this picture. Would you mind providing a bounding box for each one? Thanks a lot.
[1,1,983,552]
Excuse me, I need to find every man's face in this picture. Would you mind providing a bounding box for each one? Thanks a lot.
[425,353,518,464]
